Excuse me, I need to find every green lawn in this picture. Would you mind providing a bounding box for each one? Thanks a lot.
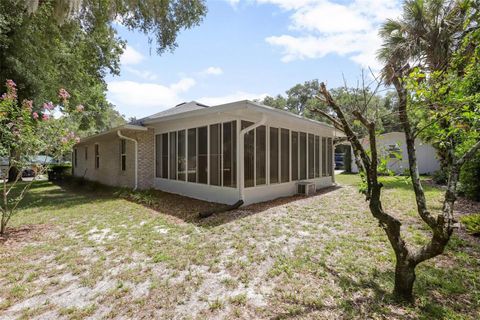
[0,175,479,319]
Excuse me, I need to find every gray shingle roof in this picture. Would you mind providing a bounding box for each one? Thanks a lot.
[131,101,209,125]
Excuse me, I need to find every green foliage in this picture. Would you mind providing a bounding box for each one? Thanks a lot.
[261,79,399,136]
[432,170,448,185]
[1,0,206,133]
[458,152,480,201]
[460,214,480,236]
[0,0,122,131]
[0,80,79,233]
[47,164,72,181]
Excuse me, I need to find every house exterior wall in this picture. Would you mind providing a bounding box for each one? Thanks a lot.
[72,128,154,189]
[350,132,441,174]
[72,104,339,205]
[151,109,338,205]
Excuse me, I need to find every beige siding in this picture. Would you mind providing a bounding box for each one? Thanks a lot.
[73,128,154,189]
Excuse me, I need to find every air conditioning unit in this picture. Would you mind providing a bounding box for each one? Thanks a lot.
[297,181,316,196]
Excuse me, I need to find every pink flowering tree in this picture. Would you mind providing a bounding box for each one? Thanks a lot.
[0,80,81,235]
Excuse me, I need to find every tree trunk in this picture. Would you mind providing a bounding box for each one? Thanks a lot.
[393,259,416,302]
[7,150,22,183]
[0,217,6,235]
[7,166,21,183]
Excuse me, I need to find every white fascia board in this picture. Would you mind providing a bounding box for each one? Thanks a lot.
[76,124,148,144]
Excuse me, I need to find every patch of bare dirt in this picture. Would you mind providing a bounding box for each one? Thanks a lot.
[0,224,54,248]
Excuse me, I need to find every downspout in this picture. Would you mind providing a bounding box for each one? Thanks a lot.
[117,130,138,190]
[239,113,267,202]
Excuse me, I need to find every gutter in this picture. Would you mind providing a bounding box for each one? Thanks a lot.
[117,130,138,190]
[238,113,267,202]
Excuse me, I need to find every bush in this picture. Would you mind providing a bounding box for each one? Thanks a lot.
[458,152,480,201]
[432,170,448,185]
[47,164,72,181]
[460,214,480,236]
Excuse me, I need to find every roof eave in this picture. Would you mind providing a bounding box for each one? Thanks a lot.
[76,124,147,144]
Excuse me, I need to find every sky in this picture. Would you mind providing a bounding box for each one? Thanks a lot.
[107,0,401,119]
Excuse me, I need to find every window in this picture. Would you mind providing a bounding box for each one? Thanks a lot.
[256,125,266,186]
[95,144,99,169]
[327,138,333,176]
[169,132,177,180]
[120,139,126,171]
[161,133,168,178]
[155,135,161,178]
[188,128,197,182]
[84,146,88,160]
[299,132,307,179]
[178,130,186,181]
[223,121,237,187]
[322,137,327,176]
[281,129,290,183]
[198,126,208,184]
[74,148,77,167]
[270,127,279,184]
[291,132,298,181]
[210,124,222,186]
[243,121,254,188]
[308,134,314,179]
[315,136,320,178]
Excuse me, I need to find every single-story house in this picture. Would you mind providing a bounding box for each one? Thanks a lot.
[350,131,441,175]
[72,100,344,205]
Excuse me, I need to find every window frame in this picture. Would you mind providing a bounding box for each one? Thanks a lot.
[94,144,99,169]
[120,139,126,172]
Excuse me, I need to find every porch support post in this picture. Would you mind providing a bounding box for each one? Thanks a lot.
[238,113,267,202]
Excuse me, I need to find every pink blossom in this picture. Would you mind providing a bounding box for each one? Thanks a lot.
[68,131,75,138]
[43,101,54,111]
[24,100,33,111]
[58,88,70,102]
[32,112,39,120]
[61,137,68,144]
[76,104,84,112]
[3,79,17,100]
[6,79,16,88]
[42,114,49,121]
[75,137,80,143]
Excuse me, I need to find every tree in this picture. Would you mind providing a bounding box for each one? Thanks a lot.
[1,0,206,180]
[316,73,479,302]
[313,0,480,302]
[0,80,80,235]
[262,79,398,135]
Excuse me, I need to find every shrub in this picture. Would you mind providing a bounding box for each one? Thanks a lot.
[47,164,72,181]
[432,170,448,185]
[458,152,480,201]
[460,214,480,236]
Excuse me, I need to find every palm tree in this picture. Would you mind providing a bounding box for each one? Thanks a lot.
[372,0,477,301]
[378,0,470,74]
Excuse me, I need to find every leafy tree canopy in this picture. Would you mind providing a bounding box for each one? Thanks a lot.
[0,0,206,132]
[260,79,401,135]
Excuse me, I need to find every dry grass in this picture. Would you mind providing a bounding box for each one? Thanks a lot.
[0,175,479,319]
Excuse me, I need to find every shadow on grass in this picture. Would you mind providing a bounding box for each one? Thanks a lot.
[198,186,342,227]
[270,259,477,320]
[270,264,398,319]
[10,179,343,229]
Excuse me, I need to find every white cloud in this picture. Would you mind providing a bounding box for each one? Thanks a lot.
[225,0,240,6]
[197,91,269,106]
[200,66,224,76]
[258,0,401,69]
[120,45,144,66]
[124,67,158,81]
[107,78,196,117]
